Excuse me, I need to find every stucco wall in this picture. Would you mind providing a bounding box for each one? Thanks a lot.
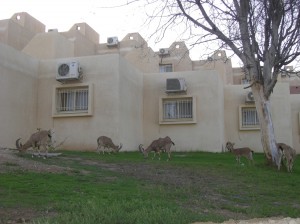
[158,42,193,72]
[36,54,143,151]
[290,95,300,153]
[22,32,74,59]
[5,12,45,51]
[0,20,9,44]
[0,40,298,153]
[0,43,39,148]
[62,30,97,57]
[224,82,293,152]
[119,56,144,150]
[143,70,225,152]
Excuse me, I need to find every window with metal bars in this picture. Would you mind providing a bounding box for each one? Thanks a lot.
[240,106,260,130]
[163,98,193,120]
[159,64,173,73]
[56,87,88,112]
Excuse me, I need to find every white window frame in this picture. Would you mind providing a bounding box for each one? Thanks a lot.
[159,64,173,73]
[239,105,260,130]
[52,83,93,117]
[159,96,196,124]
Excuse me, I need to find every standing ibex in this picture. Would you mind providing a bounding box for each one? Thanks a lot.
[225,141,254,165]
[139,136,174,161]
[16,129,53,158]
[277,143,296,172]
[96,136,122,154]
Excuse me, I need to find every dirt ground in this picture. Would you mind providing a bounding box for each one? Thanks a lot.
[0,148,299,224]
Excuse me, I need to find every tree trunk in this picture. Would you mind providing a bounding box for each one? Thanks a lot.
[251,84,282,169]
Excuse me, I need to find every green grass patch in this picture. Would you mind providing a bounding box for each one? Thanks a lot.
[0,150,299,223]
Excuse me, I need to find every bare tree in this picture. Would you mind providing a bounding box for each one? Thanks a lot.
[142,0,300,168]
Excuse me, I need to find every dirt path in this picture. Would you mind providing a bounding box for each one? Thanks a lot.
[0,148,70,173]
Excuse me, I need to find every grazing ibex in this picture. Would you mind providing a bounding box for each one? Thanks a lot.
[225,141,254,165]
[96,136,122,154]
[139,136,174,161]
[277,143,296,172]
[16,129,53,158]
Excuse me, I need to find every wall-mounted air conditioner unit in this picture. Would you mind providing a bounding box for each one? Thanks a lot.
[56,61,82,82]
[107,36,119,46]
[166,78,187,93]
[245,91,255,103]
[159,48,169,56]
[48,28,58,32]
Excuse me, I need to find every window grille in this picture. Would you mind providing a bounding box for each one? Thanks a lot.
[163,98,193,120]
[56,87,88,112]
[159,64,173,73]
[241,107,259,129]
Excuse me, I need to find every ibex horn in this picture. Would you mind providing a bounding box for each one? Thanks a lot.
[138,144,144,153]
[16,138,22,149]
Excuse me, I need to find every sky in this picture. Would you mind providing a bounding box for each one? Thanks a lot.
[0,0,145,38]
[0,0,243,65]
[0,1,175,52]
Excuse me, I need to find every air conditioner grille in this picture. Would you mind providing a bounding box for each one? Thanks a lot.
[167,79,181,91]
[160,49,166,54]
[58,64,70,76]
[245,91,255,103]
[107,38,114,43]
[248,92,254,100]
[166,78,187,93]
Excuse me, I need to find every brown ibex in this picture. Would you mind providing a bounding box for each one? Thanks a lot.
[277,143,296,172]
[96,136,122,154]
[16,129,53,158]
[225,141,254,165]
[139,136,174,161]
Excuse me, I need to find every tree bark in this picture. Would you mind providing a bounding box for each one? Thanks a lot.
[252,84,281,169]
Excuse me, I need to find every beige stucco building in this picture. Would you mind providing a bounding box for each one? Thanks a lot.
[0,12,299,153]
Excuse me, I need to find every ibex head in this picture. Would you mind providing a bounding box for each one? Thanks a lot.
[138,144,148,158]
[225,141,235,152]
[16,138,24,152]
[138,144,144,153]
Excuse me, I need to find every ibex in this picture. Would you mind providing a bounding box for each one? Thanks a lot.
[139,136,174,161]
[96,136,122,154]
[277,143,296,172]
[16,129,53,158]
[225,141,254,165]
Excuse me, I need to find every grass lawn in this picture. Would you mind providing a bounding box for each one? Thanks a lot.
[0,150,299,224]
